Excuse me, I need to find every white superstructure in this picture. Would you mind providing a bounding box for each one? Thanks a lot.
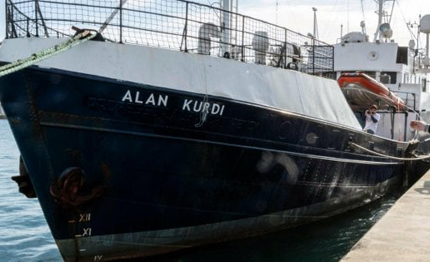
[333,0,430,141]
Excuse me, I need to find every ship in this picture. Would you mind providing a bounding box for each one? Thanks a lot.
[0,0,429,261]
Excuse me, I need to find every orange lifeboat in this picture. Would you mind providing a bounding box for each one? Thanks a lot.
[337,73,405,111]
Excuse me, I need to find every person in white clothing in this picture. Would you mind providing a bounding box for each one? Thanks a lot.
[363,105,380,134]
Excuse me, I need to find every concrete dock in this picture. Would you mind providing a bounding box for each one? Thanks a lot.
[342,171,430,261]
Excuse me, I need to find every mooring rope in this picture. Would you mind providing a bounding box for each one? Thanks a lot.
[349,142,430,161]
[0,30,96,78]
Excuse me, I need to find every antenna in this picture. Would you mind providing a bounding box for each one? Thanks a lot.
[312,7,319,39]
[361,21,366,35]
[341,24,343,40]
[347,0,350,33]
[360,0,367,32]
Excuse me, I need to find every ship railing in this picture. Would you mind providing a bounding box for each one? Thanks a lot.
[5,0,334,77]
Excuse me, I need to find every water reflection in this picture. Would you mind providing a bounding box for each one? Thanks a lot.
[143,192,402,262]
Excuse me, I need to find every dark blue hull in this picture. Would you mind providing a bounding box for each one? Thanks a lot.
[0,67,409,261]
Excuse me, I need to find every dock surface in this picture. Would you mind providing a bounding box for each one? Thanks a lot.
[342,171,430,261]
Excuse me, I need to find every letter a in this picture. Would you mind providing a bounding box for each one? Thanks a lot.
[145,94,156,105]
[122,90,133,102]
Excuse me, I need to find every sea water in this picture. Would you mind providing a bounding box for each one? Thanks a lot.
[0,120,61,261]
[0,120,402,262]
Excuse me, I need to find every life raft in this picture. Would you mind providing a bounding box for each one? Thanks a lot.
[338,73,405,111]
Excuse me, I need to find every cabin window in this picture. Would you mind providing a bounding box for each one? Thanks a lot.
[380,72,397,84]
[396,47,408,65]
[423,79,427,92]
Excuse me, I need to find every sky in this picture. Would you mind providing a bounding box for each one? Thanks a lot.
[194,0,430,47]
[1,0,430,47]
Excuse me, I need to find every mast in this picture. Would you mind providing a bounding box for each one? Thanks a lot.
[235,0,238,46]
[373,0,395,42]
[340,24,343,40]
[313,7,319,39]
[373,0,384,42]
[221,0,231,56]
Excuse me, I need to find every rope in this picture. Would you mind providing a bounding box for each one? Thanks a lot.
[349,142,430,161]
[0,30,96,78]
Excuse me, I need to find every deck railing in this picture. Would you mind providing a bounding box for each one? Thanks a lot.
[5,0,334,76]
